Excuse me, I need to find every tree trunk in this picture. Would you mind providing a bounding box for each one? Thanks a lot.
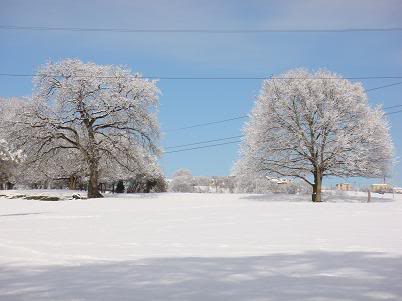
[87,162,103,198]
[312,169,323,202]
[68,176,77,190]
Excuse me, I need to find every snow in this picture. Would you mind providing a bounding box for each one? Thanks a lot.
[1,191,402,300]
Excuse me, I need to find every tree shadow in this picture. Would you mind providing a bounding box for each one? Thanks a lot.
[1,251,401,300]
[322,191,394,203]
[0,212,47,217]
[240,193,310,202]
[322,194,393,203]
[105,193,164,200]
[241,192,394,203]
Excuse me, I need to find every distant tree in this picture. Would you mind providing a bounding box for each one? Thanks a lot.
[150,176,168,193]
[127,172,167,193]
[234,175,279,194]
[234,69,394,202]
[194,176,210,187]
[1,59,161,198]
[0,99,22,189]
[0,139,19,189]
[115,180,125,193]
[193,176,211,193]
[17,149,87,189]
[170,169,194,192]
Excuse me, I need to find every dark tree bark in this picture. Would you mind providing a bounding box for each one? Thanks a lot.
[87,161,103,198]
[312,169,323,202]
[68,175,77,190]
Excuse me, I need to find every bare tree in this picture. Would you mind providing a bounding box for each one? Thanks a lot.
[2,59,160,198]
[234,69,394,202]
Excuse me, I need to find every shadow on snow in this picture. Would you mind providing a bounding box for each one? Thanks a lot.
[1,251,401,300]
[241,192,393,203]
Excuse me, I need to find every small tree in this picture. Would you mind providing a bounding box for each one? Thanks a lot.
[170,169,194,192]
[127,173,167,193]
[115,180,125,193]
[0,99,22,189]
[234,69,393,202]
[2,59,160,198]
[0,139,19,189]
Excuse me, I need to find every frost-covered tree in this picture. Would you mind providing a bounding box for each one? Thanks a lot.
[127,165,167,193]
[0,99,22,189]
[170,169,194,192]
[16,146,86,188]
[0,139,19,189]
[115,180,125,193]
[234,69,394,202]
[233,175,310,194]
[2,59,160,198]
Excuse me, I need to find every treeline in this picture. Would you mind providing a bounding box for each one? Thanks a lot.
[168,169,311,194]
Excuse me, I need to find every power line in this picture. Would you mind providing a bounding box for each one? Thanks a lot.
[385,109,402,116]
[165,81,402,132]
[1,71,400,132]
[1,25,402,33]
[365,81,402,92]
[165,116,248,132]
[163,140,242,154]
[165,135,243,149]
[1,73,402,81]
[384,104,402,110]
[163,107,402,154]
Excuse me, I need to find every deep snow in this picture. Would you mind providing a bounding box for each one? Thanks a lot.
[1,191,402,300]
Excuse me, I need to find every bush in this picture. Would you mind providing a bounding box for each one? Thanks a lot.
[115,180,125,193]
[169,169,194,192]
[127,174,168,193]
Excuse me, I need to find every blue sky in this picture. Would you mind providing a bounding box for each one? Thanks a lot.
[1,0,401,187]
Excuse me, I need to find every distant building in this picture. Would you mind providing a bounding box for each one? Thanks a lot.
[192,176,235,193]
[266,177,291,184]
[393,187,402,194]
[336,183,352,191]
[370,183,392,193]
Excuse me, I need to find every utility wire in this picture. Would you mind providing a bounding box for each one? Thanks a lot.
[165,81,402,132]
[1,71,400,132]
[163,107,402,154]
[165,135,243,149]
[1,25,402,33]
[385,109,402,116]
[164,140,242,154]
[0,72,400,132]
[365,81,402,92]
[1,73,402,81]
[164,116,247,132]
[384,104,402,110]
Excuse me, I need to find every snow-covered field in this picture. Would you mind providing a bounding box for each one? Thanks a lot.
[1,191,402,300]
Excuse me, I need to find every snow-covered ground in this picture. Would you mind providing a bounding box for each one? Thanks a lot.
[1,191,402,300]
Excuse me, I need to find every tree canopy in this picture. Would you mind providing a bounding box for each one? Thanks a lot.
[234,69,394,202]
[1,59,161,198]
